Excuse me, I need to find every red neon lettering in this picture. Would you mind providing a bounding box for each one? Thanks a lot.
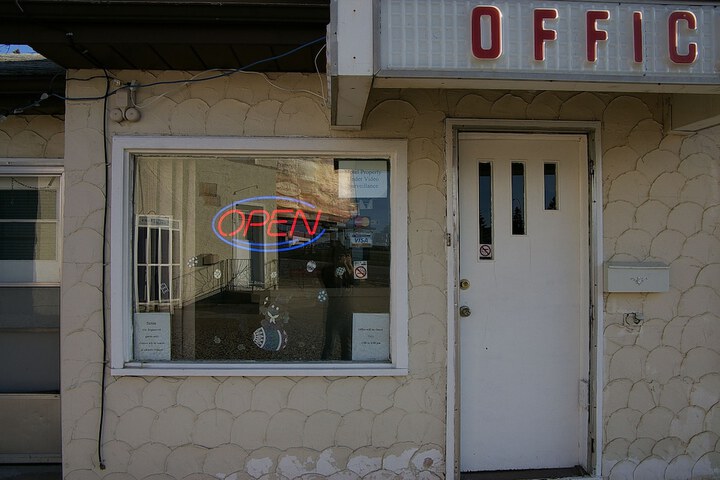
[586,10,609,62]
[471,6,502,60]
[217,209,245,237]
[243,209,269,237]
[289,209,323,237]
[669,11,698,64]
[633,12,643,63]
[267,209,293,237]
[534,9,558,61]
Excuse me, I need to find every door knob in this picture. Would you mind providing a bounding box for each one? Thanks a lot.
[459,306,471,317]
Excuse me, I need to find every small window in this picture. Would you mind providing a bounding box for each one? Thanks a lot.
[544,163,558,210]
[478,162,493,260]
[511,162,526,235]
[111,137,408,375]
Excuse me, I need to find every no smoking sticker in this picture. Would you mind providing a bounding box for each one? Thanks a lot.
[479,244,493,259]
[353,261,368,280]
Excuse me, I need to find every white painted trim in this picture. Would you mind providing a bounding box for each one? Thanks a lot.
[445,124,460,480]
[0,158,63,167]
[110,136,408,376]
[590,127,605,477]
[445,119,604,479]
[112,365,408,377]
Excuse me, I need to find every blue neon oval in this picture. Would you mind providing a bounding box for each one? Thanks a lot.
[211,195,326,252]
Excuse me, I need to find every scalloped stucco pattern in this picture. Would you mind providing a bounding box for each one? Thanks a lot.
[48,71,720,479]
[0,115,64,158]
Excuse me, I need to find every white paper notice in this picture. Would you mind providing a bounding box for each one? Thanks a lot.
[352,313,390,361]
[134,312,171,361]
[338,160,388,199]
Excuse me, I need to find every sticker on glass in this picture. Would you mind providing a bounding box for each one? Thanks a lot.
[353,261,368,280]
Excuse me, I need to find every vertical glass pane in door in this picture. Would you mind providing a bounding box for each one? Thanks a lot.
[478,162,492,259]
[544,163,558,210]
[511,162,525,235]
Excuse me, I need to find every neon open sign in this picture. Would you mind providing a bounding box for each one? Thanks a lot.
[212,196,326,252]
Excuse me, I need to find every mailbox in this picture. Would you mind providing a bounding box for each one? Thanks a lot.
[605,262,670,292]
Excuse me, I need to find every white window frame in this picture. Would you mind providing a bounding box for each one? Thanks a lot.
[110,136,408,376]
[0,164,64,286]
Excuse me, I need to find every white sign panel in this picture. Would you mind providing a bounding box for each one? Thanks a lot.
[134,313,171,361]
[338,160,389,198]
[349,232,373,248]
[379,0,719,85]
[353,260,369,280]
[352,313,390,361]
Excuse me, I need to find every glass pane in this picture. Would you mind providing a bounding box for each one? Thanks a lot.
[149,228,159,264]
[0,331,59,393]
[160,266,170,301]
[136,227,147,264]
[0,222,57,260]
[172,230,180,264]
[160,229,170,264]
[0,286,60,393]
[0,179,57,220]
[511,162,526,235]
[544,163,558,210]
[0,287,60,329]
[132,155,392,363]
[478,162,493,259]
[136,266,147,303]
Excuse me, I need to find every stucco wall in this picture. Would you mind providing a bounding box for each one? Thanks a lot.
[0,115,64,158]
[60,71,719,479]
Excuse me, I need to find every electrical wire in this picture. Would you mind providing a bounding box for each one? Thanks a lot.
[54,36,326,102]
[314,43,328,107]
[97,69,110,471]
[0,31,330,469]
[0,36,326,121]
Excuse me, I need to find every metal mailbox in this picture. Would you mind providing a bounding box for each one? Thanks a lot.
[605,262,670,292]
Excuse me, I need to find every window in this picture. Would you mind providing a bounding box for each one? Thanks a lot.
[0,170,62,393]
[478,162,493,260]
[511,162,526,235]
[544,162,558,210]
[111,137,408,375]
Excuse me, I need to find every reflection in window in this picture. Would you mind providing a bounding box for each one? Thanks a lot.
[131,156,392,363]
[0,175,61,393]
[544,163,558,210]
[0,177,58,261]
[478,162,493,260]
[511,162,525,235]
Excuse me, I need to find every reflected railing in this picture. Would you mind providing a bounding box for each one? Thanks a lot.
[180,258,279,305]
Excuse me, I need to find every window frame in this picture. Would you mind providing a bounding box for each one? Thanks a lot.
[110,136,408,376]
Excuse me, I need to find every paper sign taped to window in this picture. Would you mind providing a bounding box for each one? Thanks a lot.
[337,160,388,199]
[352,313,390,361]
[134,312,171,361]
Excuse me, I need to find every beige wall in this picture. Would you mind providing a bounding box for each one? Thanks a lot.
[0,115,64,158]
[58,71,720,479]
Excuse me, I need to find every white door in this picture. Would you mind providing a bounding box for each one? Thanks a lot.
[458,133,590,473]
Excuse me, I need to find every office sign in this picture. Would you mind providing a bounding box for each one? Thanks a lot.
[379,1,719,85]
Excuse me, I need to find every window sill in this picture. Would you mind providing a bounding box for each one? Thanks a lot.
[112,362,408,377]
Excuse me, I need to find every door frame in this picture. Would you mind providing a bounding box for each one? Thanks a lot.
[444,120,604,479]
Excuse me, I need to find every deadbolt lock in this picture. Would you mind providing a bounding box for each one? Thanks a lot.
[460,279,470,290]
[459,306,471,317]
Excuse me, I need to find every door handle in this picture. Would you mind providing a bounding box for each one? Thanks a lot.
[459,306,471,317]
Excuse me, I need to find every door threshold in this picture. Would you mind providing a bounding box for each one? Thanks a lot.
[461,466,589,480]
